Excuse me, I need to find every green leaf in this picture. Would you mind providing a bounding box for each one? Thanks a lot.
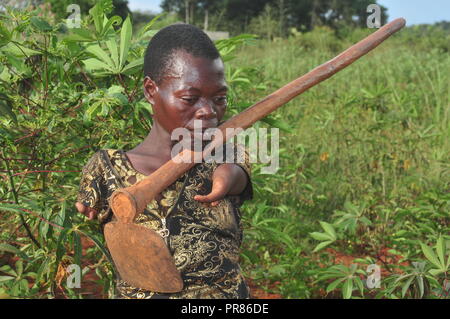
[0,93,17,124]
[401,276,415,298]
[121,57,144,74]
[0,276,15,283]
[15,260,23,277]
[1,42,40,57]
[107,85,124,95]
[119,15,132,68]
[435,236,446,268]
[63,28,96,42]
[86,44,116,70]
[30,17,52,32]
[101,15,122,37]
[310,232,332,241]
[35,257,49,284]
[89,3,103,35]
[429,269,444,276]
[100,103,110,116]
[260,116,292,133]
[342,278,353,299]
[73,231,82,267]
[420,243,442,269]
[319,221,337,240]
[0,265,17,277]
[354,276,365,295]
[0,243,29,261]
[75,229,114,267]
[59,200,68,227]
[313,240,333,253]
[83,58,115,73]
[0,22,11,47]
[138,12,164,38]
[56,228,69,263]
[326,277,346,293]
[84,102,101,121]
[106,37,119,69]
[416,276,424,298]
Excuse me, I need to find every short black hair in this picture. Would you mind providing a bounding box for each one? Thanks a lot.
[143,23,221,84]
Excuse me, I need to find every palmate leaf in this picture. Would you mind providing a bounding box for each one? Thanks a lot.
[420,242,443,269]
[119,15,132,69]
[83,58,115,73]
[121,57,144,74]
[86,44,116,71]
[319,221,337,240]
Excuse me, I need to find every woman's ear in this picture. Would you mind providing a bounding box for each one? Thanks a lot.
[143,76,158,105]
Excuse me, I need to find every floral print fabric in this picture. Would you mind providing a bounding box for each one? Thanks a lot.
[77,145,252,298]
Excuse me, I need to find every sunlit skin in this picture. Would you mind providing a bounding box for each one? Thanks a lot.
[76,50,248,220]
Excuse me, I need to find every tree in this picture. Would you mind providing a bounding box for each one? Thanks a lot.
[160,0,389,35]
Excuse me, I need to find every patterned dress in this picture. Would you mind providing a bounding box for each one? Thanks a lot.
[76,144,253,299]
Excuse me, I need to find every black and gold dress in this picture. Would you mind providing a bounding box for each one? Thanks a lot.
[76,145,252,299]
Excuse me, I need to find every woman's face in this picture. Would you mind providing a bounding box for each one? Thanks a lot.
[144,50,228,137]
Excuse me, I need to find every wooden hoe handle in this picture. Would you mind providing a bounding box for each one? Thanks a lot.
[110,18,406,223]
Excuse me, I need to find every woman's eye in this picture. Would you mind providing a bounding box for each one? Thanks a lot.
[182,97,197,103]
[215,96,227,104]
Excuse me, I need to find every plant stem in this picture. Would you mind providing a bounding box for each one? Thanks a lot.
[1,150,41,248]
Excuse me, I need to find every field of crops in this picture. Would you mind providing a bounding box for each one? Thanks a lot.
[0,4,449,299]
[234,25,450,298]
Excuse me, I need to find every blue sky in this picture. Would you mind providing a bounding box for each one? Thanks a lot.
[128,0,162,13]
[128,0,450,25]
[378,0,450,25]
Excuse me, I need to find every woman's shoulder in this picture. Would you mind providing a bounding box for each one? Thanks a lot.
[81,148,122,175]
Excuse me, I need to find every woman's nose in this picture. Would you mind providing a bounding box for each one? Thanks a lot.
[195,102,216,120]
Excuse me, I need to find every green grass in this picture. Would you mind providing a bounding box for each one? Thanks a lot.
[1,12,448,298]
[232,26,450,298]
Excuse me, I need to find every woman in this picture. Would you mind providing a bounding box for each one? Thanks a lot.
[75,23,253,299]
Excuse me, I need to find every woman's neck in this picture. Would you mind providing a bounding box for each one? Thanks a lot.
[125,120,175,175]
